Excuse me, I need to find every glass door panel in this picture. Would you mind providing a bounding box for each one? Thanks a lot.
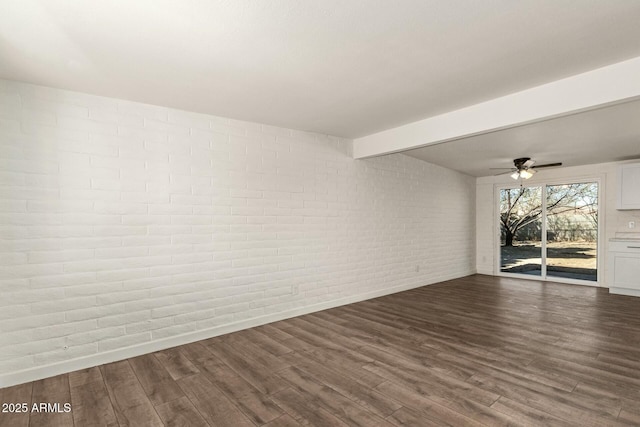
[500,187,543,276]
[546,183,598,282]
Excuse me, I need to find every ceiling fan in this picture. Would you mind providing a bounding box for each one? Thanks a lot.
[493,157,562,180]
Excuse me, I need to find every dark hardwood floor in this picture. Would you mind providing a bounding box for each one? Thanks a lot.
[2,274,640,426]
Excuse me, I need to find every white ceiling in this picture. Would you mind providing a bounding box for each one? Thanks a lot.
[2,0,640,138]
[403,99,640,177]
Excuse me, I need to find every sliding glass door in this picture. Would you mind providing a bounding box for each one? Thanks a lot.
[545,183,598,282]
[499,181,598,284]
[500,186,543,277]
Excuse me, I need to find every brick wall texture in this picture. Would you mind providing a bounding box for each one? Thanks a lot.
[0,79,476,376]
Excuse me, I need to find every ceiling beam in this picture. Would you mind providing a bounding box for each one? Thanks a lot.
[353,56,640,159]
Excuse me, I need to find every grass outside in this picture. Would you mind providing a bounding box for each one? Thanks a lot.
[500,241,597,281]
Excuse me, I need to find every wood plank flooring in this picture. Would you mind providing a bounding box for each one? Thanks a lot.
[2,274,640,426]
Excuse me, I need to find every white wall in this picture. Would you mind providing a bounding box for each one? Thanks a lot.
[476,162,640,280]
[0,79,476,386]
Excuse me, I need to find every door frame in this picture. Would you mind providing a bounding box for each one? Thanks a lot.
[494,176,604,287]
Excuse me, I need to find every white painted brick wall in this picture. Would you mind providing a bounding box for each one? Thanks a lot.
[0,79,476,380]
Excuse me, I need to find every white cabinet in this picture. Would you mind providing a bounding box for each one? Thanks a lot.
[608,240,640,296]
[617,163,640,210]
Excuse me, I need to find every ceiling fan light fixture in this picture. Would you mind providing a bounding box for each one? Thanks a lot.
[497,158,562,179]
[510,169,534,180]
[520,169,534,179]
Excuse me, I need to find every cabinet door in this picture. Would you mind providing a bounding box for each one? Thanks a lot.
[618,164,640,210]
[612,254,640,289]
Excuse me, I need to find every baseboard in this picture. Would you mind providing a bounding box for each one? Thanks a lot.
[0,271,470,388]
[609,287,640,297]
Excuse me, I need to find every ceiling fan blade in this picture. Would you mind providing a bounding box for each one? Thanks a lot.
[531,162,562,169]
[494,170,515,176]
[523,159,535,168]
[489,168,515,170]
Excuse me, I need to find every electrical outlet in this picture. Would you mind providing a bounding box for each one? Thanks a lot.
[415,265,420,272]
[292,284,299,295]
[629,221,636,229]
